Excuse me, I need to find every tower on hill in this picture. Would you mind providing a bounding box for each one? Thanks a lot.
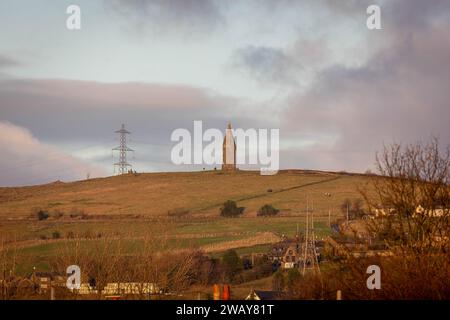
[222,122,237,171]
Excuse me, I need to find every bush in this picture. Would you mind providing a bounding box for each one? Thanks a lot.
[66,231,75,239]
[340,198,365,220]
[37,210,49,221]
[222,250,242,282]
[286,268,301,294]
[220,200,244,217]
[257,204,280,217]
[272,270,285,292]
[52,231,61,239]
[252,255,273,278]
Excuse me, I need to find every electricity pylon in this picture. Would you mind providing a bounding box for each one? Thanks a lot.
[112,124,133,175]
[302,197,321,276]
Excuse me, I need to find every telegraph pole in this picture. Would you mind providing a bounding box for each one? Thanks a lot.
[324,192,332,227]
[346,202,349,223]
[112,124,133,175]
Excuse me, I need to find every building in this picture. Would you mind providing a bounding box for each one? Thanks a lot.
[269,239,302,269]
[282,243,302,269]
[222,122,237,171]
[30,271,65,293]
[245,289,283,300]
[101,282,160,295]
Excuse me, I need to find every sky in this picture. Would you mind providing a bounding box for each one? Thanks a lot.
[1,0,449,186]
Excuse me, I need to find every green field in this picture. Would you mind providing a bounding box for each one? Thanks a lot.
[0,170,375,276]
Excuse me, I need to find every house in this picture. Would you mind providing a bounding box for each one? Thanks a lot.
[30,271,65,293]
[78,283,98,295]
[281,243,302,269]
[101,282,160,295]
[372,205,448,218]
[245,289,283,300]
[413,205,447,218]
[269,239,302,269]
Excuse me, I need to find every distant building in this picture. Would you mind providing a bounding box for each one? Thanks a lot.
[245,289,283,300]
[282,243,302,269]
[101,282,160,295]
[269,237,325,270]
[222,122,237,171]
[269,239,302,269]
[30,271,65,293]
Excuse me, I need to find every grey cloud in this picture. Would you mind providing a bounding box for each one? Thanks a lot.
[0,79,239,143]
[105,0,224,36]
[0,54,19,69]
[231,45,303,86]
[281,0,450,172]
[0,78,273,184]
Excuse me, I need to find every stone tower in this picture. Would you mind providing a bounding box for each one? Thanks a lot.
[222,122,237,171]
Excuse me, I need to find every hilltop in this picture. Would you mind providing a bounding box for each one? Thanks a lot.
[0,169,375,219]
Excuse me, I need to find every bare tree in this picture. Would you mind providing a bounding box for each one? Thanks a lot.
[365,137,450,255]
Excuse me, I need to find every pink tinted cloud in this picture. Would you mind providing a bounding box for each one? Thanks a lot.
[1,79,230,110]
[0,122,105,186]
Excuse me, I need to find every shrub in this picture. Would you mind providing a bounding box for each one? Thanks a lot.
[222,250,242,282]
[252,255,273,279]
[340,198,365,220]
[257,204,280,217]
[52,231,61,239]
[37,210,49,221]
[286,268,301,294]
[220,200,244,217]
[272,270,285,292]
[66,231,75,239]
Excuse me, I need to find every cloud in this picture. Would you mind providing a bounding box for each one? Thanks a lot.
[0,54,19,69]
[106,0,224,37]
[0,79,241,144]
[280,0,450,172]
[0,122,106,186]
[2,0,449,179]
[0,79,232,110]
[0,78,273,181]
[230,45,303,86]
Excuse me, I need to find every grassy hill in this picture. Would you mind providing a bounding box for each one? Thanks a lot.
[0,169,377,275]
[0,169,374,219]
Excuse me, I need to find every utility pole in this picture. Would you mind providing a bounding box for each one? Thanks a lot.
[328,208,331,227]
[346,202,349,223]
[112,124,133,175]
[324,192,332,227]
